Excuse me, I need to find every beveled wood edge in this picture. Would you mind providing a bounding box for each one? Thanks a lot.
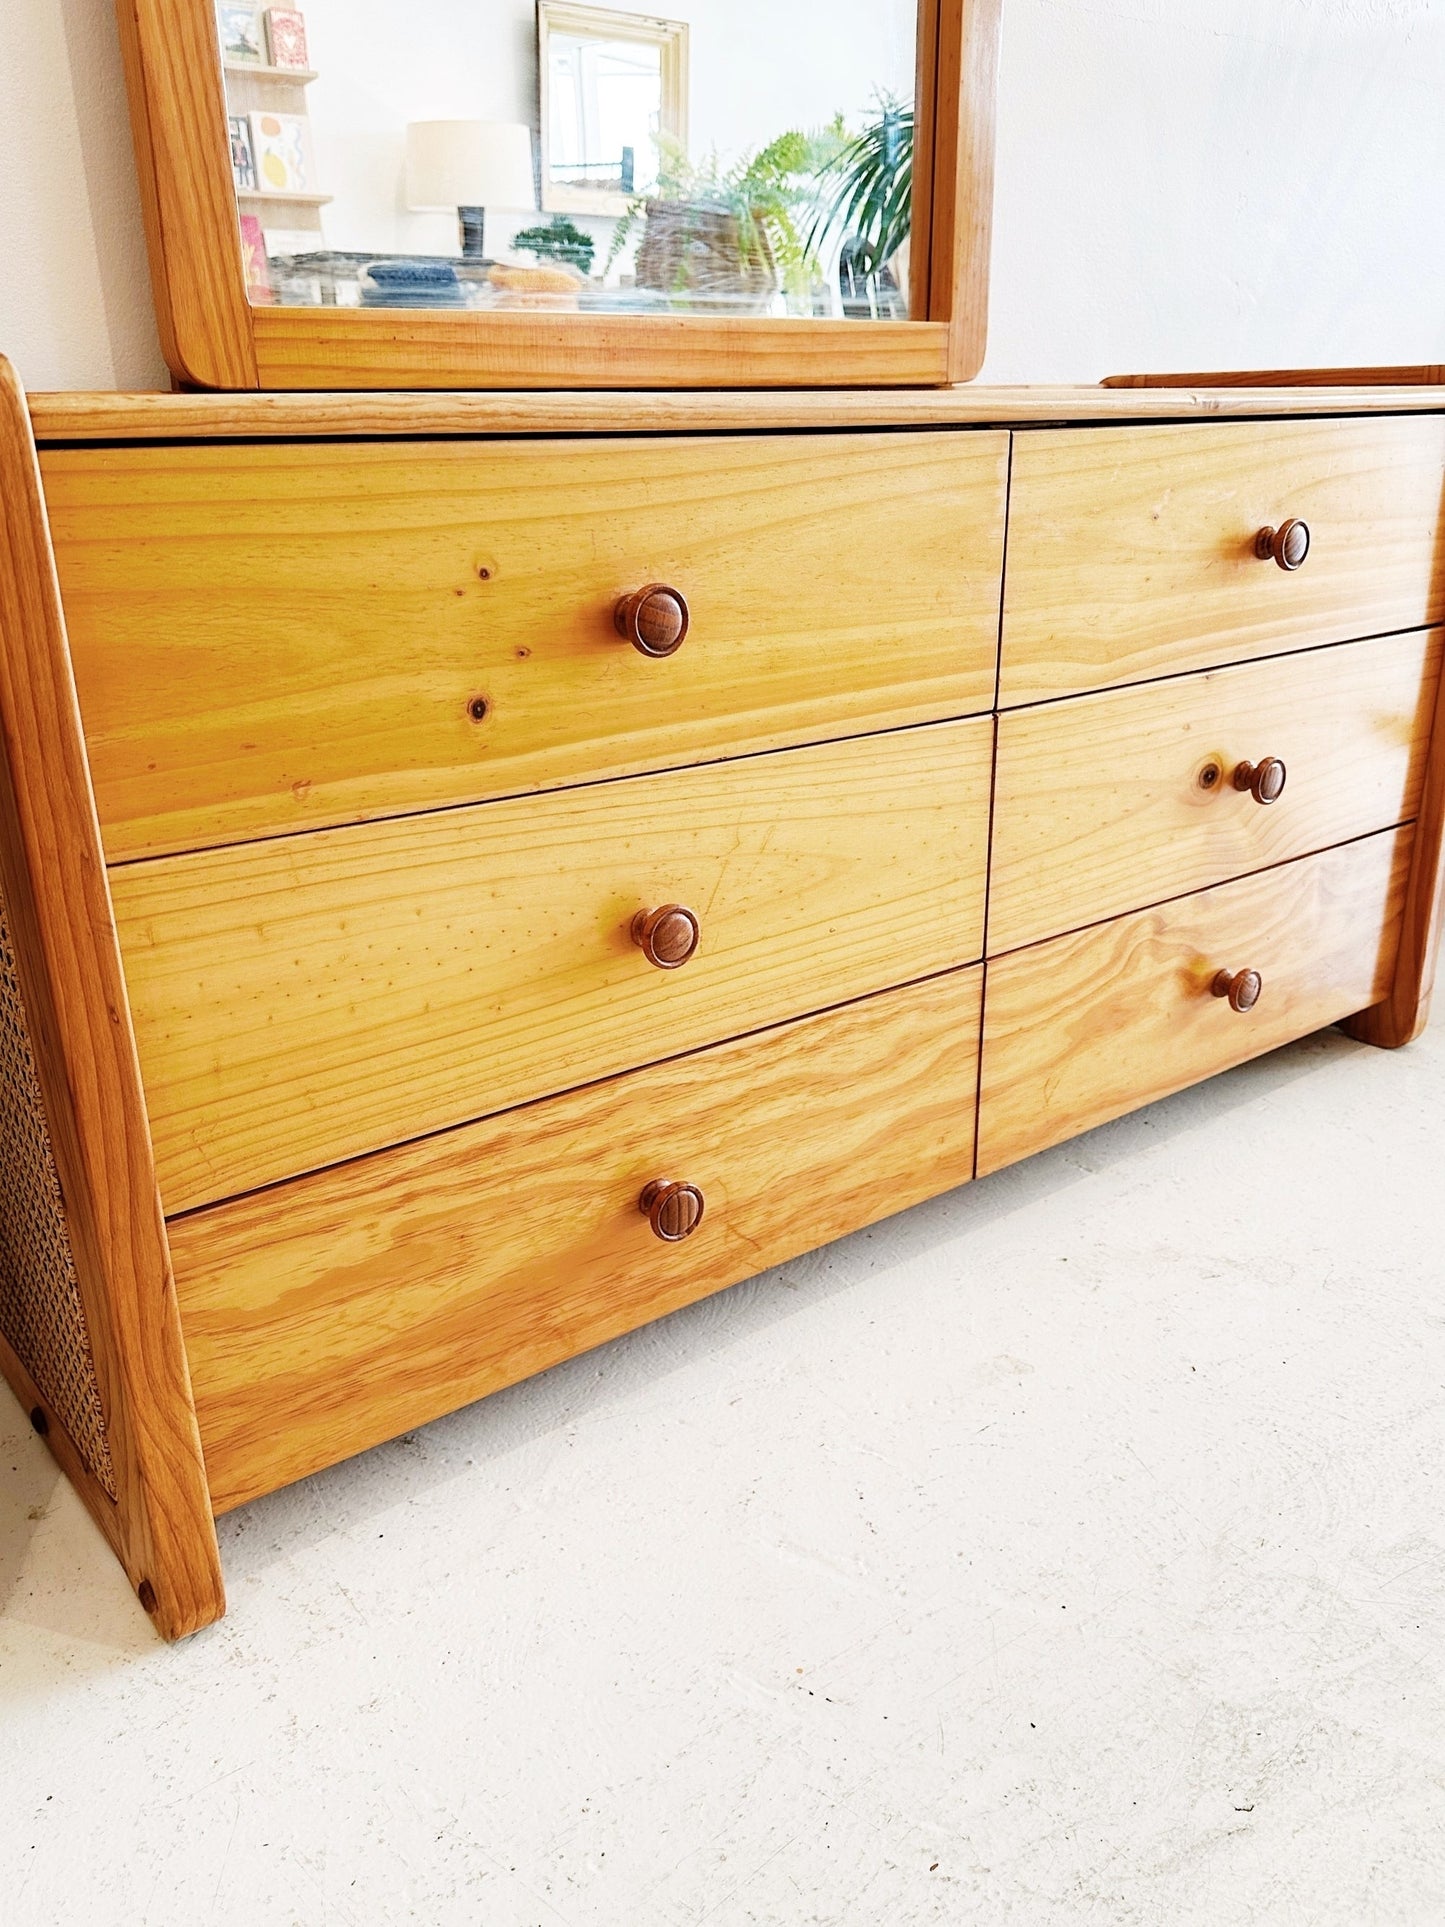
[249,308,951,391]
[27,384,1445,443]
[909,0,940,326]
[931,0,1002,381]
[1105,366,1445,389]
[1344,641,1445,1048]
[0,357,223,1639]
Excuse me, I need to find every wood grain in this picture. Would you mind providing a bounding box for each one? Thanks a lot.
[1345,634,1445,1047]
[1105,366,1445,389]
[169,966,984,1513]
[115,0,257,388]
[111,718,994,1214]
[989,629,1442,952]
[32,388,1445,445]
[0,357,222,1639]
[977,828,1412,1177]
[918,0,1003,381]
[249,306,952,392]
[910,0,941,327]
[1002,417,1445,705]
[947,0,1003,382]
[46,432,1008,860]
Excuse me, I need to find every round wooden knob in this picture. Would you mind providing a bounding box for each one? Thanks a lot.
[1212,967,1263,1013]
[614,584,690,657]
[1232,756,1288,805]
[631,903,700,969]
[639,1178,705,1242]
[1255,518,1310,571]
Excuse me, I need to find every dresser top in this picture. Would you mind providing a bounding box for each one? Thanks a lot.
[26,383,1445,443]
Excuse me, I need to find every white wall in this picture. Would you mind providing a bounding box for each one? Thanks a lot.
[2,0,1443,391]
[298,0,914,260]
[978,0,1445,381]
[0,0,169,389]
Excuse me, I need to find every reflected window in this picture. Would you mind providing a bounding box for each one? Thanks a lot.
[540,5,687,216]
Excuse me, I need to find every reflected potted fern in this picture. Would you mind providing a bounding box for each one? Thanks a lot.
[809,97,913,317]
[606,129,844,314]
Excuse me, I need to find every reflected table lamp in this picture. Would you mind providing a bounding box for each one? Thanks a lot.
[405,120,536,261]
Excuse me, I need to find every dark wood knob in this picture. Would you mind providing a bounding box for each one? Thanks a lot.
[631,903,700,969]
[639,1178,705,1242]
[614,584,690,657]
[1212,967,1263,1013]
[1255,518,1310,571]
[1232,756,1288,804]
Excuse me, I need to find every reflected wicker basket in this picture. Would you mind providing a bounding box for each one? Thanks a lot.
[633,200,779,313]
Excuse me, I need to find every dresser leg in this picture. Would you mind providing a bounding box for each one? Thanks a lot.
[0,359,223,1640]
[1344,651,1445,1051]
[1342,997,1434,1050]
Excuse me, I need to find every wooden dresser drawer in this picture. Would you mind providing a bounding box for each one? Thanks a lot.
[169,966,984,1512]
[989,628,1441,952]
[978,827,1412,1177]
[43,430,1008,862]
[113,718,993,1214]
[1002,416,1445,704]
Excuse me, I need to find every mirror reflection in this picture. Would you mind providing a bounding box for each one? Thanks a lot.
[217,0,918,318]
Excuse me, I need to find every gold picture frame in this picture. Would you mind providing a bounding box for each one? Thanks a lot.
[538,3,689,218]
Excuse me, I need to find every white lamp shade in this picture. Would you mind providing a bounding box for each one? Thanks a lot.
[405,120,536,211]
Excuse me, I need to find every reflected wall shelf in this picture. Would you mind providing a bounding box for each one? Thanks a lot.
[236,191,333,207]
[222,61,317,82]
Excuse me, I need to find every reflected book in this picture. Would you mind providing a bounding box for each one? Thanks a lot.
[264,9,309,70]
[249,111,315,195]
[216,3,263,63]
[238,215,272,301]
[228,115,256,192]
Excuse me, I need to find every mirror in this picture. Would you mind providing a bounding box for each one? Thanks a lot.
[216,0,919,320]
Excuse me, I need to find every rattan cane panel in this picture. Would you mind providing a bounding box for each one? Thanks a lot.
[0,886,116,1497]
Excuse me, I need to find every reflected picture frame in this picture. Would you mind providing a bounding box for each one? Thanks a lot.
[215,2,262,64]
[115,0,1003,391]
[538,3,689,219]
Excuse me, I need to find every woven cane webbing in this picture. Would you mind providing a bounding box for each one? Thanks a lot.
[0,885,116,1497]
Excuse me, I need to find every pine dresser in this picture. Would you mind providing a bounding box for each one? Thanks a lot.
[3,366,1443,1636]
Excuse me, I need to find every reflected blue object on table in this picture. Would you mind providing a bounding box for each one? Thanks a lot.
[359,259,466,307]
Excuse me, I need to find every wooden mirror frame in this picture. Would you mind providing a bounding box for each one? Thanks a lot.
[116,0,1002,391]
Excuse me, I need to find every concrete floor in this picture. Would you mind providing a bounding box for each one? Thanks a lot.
[3,1015,1444,1926]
